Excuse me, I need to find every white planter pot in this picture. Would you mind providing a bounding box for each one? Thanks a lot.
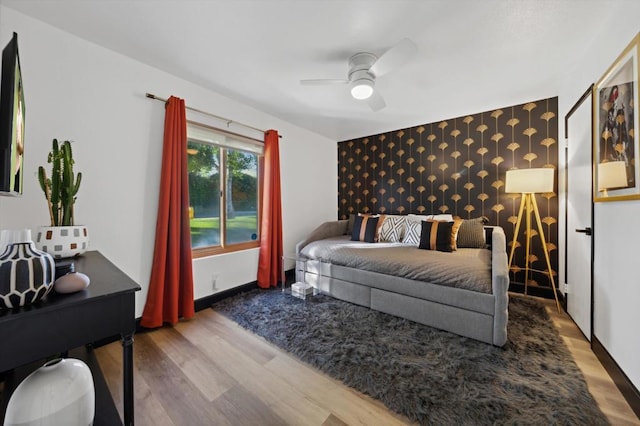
[4,358,95,426]
[35,226,89,259]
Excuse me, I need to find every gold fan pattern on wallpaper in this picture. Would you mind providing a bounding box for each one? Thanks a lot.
[338,97,559,290]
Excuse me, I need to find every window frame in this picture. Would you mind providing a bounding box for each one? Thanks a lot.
[187,120,263,258]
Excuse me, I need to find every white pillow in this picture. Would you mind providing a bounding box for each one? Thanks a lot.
[407,214,430,223]
[407,213,454,221]
[431,214,454,221]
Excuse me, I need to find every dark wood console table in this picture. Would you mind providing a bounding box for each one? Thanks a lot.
[0,250,140,425]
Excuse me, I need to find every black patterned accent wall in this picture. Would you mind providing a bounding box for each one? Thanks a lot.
[337,97,559,291]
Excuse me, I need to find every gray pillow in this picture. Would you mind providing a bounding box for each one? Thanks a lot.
[456,217,488,248]
[347,214,355,235]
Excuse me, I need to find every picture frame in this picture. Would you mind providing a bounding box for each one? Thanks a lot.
[593,32,640,202]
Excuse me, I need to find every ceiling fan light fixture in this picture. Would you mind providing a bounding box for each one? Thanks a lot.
[301,38,416,111]
[351,79,374,100]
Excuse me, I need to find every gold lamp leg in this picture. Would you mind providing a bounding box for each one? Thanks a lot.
[508,195,526,272]
[524,194,532,295]
[530,196,561,312]
[508,193,560,313]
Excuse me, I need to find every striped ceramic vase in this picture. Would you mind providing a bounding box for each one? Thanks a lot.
[0,241,56,309]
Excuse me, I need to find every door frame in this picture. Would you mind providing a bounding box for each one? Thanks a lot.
[566,86,640,418]
[563,84,594,341]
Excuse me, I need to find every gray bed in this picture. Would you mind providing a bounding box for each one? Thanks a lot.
[295,219,509,346]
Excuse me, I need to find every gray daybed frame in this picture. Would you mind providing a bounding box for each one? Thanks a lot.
[295,220,509,346]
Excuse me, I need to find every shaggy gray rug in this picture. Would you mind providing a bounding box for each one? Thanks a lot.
[212,290,608,425]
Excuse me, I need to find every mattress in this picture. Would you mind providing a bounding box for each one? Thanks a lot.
[300,236,492,293]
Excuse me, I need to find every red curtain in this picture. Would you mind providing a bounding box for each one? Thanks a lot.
[141,96,195,328]
[257,129,283,288]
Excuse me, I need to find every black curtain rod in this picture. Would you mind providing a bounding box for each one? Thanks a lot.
[145,93,281,138]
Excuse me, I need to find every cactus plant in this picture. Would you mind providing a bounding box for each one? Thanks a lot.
[38,139,82,226]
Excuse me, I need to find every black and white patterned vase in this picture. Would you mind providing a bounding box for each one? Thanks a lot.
[0,242,56,309]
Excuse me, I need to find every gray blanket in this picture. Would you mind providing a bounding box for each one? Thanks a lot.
[300,236,492,293]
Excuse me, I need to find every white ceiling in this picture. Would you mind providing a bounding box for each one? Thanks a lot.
[0,0,613,141]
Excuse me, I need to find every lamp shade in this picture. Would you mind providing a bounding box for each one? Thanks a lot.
[505,168,554,193]
[598,161,627,191]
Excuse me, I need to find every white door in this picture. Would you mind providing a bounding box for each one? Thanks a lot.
[565,89,593,340]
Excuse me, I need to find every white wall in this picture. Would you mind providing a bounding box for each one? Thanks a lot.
[557,2,640,391]
[0,7,337,317]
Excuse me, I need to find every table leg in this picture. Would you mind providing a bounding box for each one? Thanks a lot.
[282,256,286,292]
[122,333,135,426]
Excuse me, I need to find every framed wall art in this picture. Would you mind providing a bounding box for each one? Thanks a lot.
[593,32,640,202]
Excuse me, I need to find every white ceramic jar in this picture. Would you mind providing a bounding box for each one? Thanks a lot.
[4,358,95,426]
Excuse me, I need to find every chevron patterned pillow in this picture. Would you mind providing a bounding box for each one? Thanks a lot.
[378,215,406,242]
[402,220,422,246]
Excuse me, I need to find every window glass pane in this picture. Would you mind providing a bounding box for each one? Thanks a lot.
[225,148,259,244]
[186,121,262,252]
[188,140,221,248]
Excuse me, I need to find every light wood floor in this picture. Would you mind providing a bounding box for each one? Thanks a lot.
[95,295,640,425]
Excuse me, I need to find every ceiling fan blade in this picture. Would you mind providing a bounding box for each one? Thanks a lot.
[369,38,417,77]
[300,79,350,85]
[366,90,386,112]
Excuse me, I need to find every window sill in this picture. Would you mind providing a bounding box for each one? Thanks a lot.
[192,241,259,259]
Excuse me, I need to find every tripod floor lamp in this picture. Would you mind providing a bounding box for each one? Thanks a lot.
[505,168,560,312]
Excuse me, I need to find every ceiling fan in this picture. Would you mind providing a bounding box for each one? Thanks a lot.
[300,38,417,112]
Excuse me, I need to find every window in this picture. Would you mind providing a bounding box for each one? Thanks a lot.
[187,121,262,256]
